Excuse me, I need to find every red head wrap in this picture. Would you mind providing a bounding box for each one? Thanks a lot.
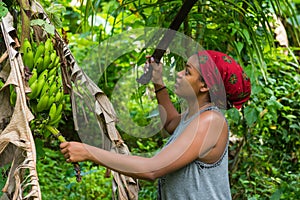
[197,50,251,109]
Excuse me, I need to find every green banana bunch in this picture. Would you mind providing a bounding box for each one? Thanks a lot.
[22,37,81,180]
[25,37,67,130]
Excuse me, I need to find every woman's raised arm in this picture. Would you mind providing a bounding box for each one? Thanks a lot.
[149,58,181,134]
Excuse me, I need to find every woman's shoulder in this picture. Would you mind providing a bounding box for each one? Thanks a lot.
[197,107,226,124]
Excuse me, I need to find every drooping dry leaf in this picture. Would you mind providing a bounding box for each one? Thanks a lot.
[0,11,41,200]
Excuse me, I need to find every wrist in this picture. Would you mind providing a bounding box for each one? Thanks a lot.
[83,144,93,161]
[155,86,166,93]
[154,83,165,89]
[152,77,164,86]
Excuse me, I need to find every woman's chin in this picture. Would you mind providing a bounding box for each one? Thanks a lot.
[174,87,182,96]
[175,84,185,96]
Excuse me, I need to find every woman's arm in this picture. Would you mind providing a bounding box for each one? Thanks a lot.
[60,110,228,181]
[149,58,181,134]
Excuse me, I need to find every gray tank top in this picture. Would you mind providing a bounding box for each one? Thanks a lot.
[158,106,232,200]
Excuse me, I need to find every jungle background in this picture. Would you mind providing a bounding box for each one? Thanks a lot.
[0,0,299,199]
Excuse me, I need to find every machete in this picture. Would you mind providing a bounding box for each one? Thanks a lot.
[136,0,198,84]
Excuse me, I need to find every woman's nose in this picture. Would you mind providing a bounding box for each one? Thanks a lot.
[177,70,184,77]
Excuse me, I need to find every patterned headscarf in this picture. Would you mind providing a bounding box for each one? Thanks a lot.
[197,50,251,109]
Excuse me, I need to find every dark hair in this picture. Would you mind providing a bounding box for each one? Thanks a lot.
[198,74,207,88]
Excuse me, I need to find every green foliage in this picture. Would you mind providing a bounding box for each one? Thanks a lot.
[31,19,55,35]
[0,164,9,195]
[37,147,112,199]
[138,179,158,199]
[228,48,300,199]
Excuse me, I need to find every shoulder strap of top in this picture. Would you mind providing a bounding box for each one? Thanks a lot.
[182,105,220,124]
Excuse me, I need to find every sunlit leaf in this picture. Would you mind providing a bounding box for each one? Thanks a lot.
[0,2,8,19]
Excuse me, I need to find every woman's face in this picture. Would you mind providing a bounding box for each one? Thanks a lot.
[174,55,205,98]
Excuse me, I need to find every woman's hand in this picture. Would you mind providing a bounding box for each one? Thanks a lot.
[146,56,164,85]
[60,142,90,163]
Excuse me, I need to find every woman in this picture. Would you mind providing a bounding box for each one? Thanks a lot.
[60,50,251,199]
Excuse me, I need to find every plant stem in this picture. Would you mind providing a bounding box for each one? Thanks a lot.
[17,0,31,44]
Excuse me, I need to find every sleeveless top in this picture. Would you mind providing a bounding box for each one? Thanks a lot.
[157,106,232,200]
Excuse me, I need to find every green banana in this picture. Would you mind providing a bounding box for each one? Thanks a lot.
[47,96,56,110]
[48,52,57,69]
[43,53,51,71]
[34,42,45,63]
[35,57,44,74]
[48,103,57,122]
[24,51,34,70]
[22,38,32,54]
[47,75,55,86]
[36,75,46,99]
[55,103,63,118]
[36,92,49,112]
[56,75,62,88]
[37,69,49,83]
[50,102,64,126]
[48,114,62,126]
[23,40,34,70]
[49,81,58,96]
[27,79,39,99]
[28,68,38,85]
[55,89,63,103]
[40,83,49,98]
[53,56,60,68]
[48,66,57,77]
[44,38,53,54]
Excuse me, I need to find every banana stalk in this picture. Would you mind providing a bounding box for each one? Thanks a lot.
[45,125,82,182]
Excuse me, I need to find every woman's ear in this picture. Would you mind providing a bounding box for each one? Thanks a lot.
[199,81,209,93]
